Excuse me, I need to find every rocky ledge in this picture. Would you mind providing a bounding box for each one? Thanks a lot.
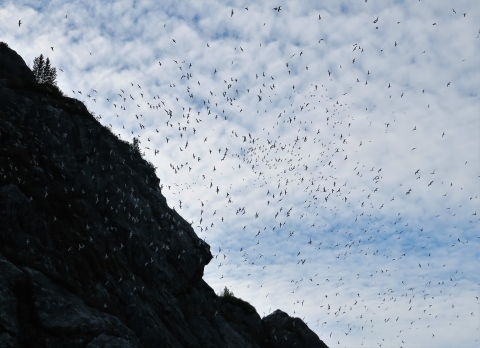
[0,42,328,348]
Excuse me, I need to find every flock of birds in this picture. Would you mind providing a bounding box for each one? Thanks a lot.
[14,2,479,347]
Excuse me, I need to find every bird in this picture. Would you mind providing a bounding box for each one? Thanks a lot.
[10,6,471,346]
[231,9,234,17]
[18,20,21,27]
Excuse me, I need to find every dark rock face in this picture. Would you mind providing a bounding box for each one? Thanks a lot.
[0,43,329,348]
[262,310,329,348]
[0,43,36,82]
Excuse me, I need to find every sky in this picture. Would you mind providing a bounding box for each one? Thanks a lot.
[1,0,479,347]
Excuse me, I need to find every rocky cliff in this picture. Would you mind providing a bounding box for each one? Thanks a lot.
[0,42,328,348]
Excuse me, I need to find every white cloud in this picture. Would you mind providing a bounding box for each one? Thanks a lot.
[1,0,479,346]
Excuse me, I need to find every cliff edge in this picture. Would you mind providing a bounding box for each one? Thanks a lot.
[0,42,329,348]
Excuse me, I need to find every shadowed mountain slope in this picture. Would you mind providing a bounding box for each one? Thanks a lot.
[0,42,328,348]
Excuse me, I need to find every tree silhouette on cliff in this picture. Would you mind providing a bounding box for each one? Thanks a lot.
[32,54,57,85]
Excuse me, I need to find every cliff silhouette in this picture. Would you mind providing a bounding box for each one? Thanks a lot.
[0,42,329,348]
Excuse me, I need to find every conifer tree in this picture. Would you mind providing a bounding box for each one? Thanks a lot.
[132,137,141,154]
[32,54,57,85]
[220,286,234,297]
[43,58,57,85]
[32,54,45,83]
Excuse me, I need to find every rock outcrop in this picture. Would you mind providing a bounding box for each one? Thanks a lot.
[0,42,329,348]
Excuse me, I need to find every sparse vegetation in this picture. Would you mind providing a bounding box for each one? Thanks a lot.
[218,286,234,298]
[32,54,57,85]
[131,137,142,157]
[217,287,255,315]
[3,51,66,97]
[0,41,9,48]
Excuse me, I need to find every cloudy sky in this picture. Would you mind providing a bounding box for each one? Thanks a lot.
[1,0,479,346]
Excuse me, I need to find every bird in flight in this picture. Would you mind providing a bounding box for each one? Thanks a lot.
[18,20,21,27]
[231,9,234,17]
[51,47,54,51]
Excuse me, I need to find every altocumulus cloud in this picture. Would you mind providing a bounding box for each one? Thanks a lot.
[1,0,479,346]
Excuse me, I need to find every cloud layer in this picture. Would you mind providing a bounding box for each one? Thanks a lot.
[1,0,479,346]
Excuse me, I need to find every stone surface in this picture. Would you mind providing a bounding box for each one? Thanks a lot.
[0,42,36,82]
[262,310,329,348]
[0,42,329,348]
